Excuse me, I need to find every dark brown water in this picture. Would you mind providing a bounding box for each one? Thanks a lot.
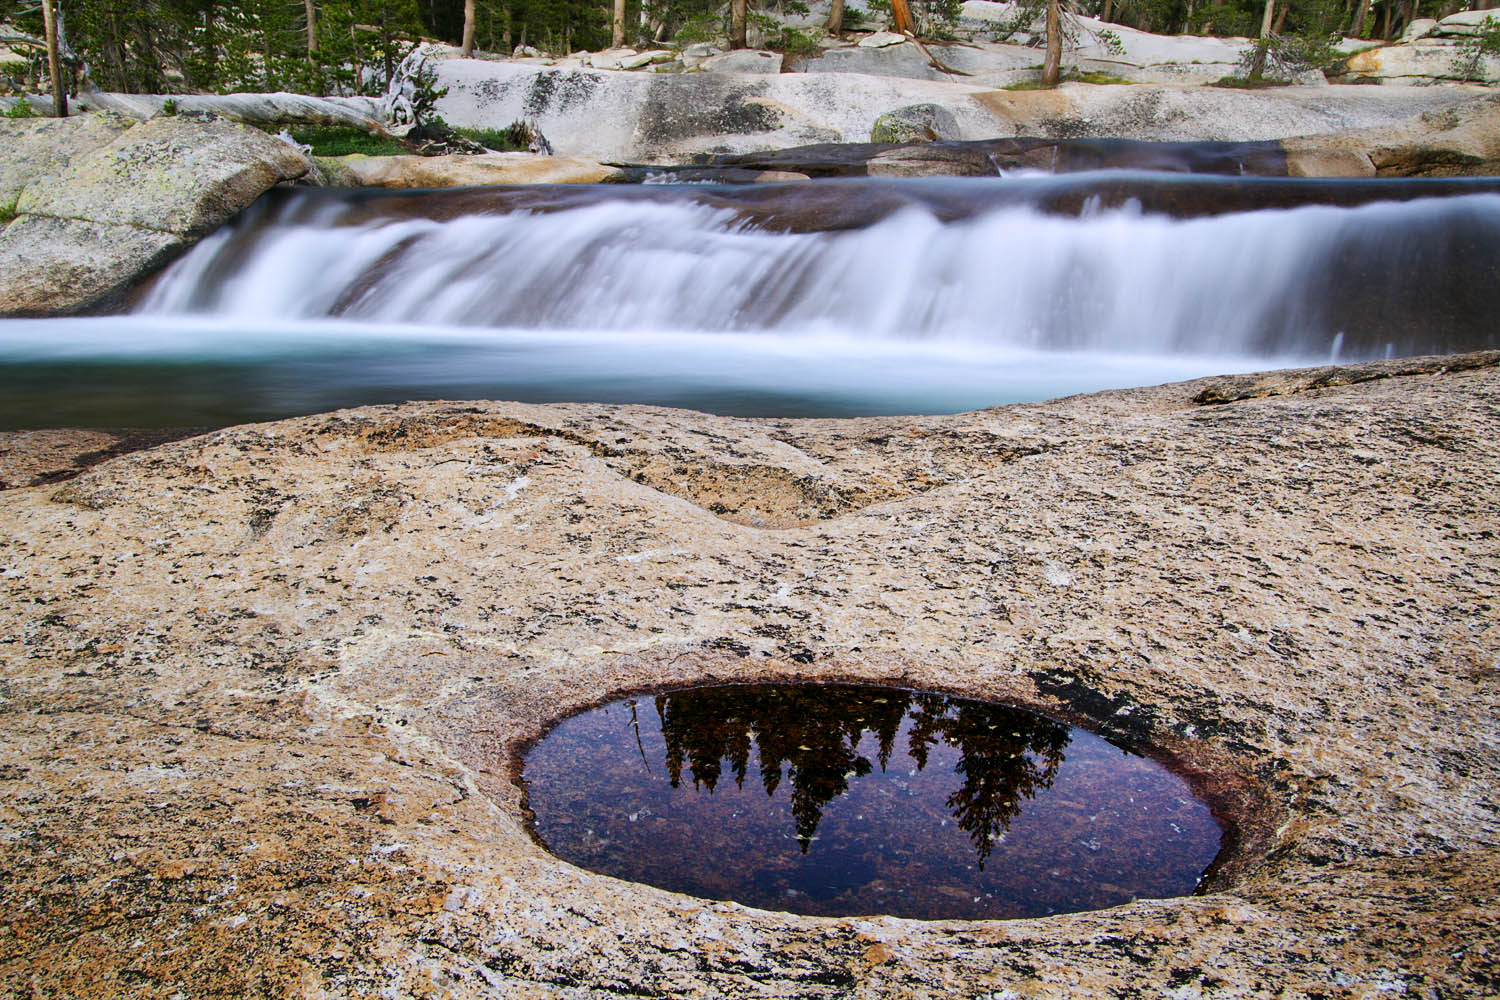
[523,684,1223,920]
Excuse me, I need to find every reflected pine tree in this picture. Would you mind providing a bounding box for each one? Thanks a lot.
[655,685,1070,862]
[907,694,1070,867]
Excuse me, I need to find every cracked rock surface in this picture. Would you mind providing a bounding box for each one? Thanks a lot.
[1,357,1497,997]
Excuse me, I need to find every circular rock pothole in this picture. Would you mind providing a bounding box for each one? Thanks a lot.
[521,682,1229,921]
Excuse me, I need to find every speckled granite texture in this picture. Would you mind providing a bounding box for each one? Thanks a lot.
[1,356,1497,998]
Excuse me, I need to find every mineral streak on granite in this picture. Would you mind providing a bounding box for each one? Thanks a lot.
[1,359,1498,997]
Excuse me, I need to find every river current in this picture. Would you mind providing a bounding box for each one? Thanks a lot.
[2,174,1496,428]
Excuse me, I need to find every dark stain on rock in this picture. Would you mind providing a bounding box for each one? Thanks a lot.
[523,70,605,118]
[635,79,781,148]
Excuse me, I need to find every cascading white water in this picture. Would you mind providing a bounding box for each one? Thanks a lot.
[5,178,1497,428]
[138,183,1500,360]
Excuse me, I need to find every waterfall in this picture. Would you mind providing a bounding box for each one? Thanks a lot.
[138,178,1500,361]
[6,176,1498,428]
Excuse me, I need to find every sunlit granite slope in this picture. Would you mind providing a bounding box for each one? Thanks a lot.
[1,355,1497,996]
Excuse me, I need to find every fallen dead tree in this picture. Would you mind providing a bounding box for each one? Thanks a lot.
[73,90,391,134]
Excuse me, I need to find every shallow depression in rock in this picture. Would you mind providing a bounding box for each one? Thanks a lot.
[522,683,1224,920]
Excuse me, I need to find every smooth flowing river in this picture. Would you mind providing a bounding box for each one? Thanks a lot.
[3,174,1497,428]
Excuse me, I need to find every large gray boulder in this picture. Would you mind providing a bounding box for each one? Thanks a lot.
[698,49,784,74]
[1336,40,1500,85]
[0,112,134,205]
[430,58,1001,162]
[870,103,964,143]
[1432,9,1500,36]
[15,115,310,237]
[431,55,1488,163]
[0,216,182,316]
[0,115,310,316]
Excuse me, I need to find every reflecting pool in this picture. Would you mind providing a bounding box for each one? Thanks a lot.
[523,683,1223,920]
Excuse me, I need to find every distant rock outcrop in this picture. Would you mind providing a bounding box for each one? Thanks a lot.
[1334,11,1500,85]
[426,58,1484,164]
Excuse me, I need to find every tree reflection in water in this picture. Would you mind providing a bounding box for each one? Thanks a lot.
[656,685,1070,866]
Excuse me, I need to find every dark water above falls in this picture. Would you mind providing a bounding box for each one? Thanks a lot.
[2,175,1497,429]
[523,684,1224,920]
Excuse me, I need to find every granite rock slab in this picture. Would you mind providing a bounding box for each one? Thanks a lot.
[1,357,1497,996]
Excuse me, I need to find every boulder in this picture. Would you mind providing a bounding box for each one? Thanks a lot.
[1336,41,1499,84]
[860,31,907,48]
[698,49,784,74]
[870,103,963,143]
[1402,17,1439,42]
[15,115,310,238]
[1282,92,1500,177]
[429,60,999,162]
[0,112,134,204]
[620,50,675,70]
[1433,9,1500,36]
[0,114,310,315]
[585,48,637,70]
[0,215,182,317]
[314,151,625,187]
[679,43,724,70]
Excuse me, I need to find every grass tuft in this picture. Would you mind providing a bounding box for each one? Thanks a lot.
[1004,70,1135,90]
[278,124,408,157]
[1210,75,1294,88]
[454,124,538,152]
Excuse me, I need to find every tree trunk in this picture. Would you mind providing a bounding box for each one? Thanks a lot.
[40,0,66,116]
[1101,0,1114,24]
[1273,2,1289,32]
[612,0,625,47]
[1350,0,1371,37]
[1248,0,1275,80]
[1400,0,1419,37]
[1042,0,1062,87]
[730,0,747,48]
[890,0,916,34]
[828,0,845,34]
[463,0,477,55]
[305,0,318,53]
[350,24,364,94]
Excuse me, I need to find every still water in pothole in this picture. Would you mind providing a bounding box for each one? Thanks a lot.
[523,684,1224,920]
